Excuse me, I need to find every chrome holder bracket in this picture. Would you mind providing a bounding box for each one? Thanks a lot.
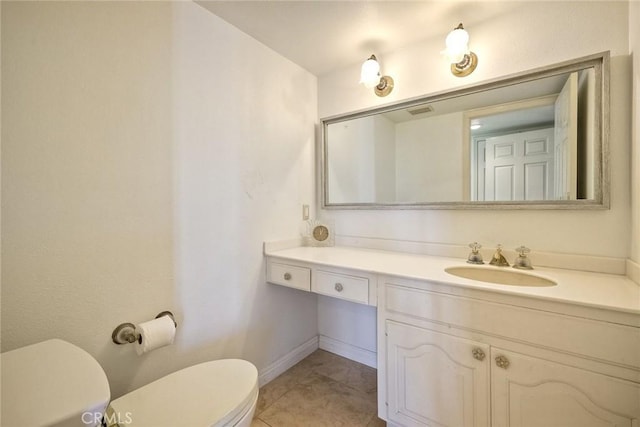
[111,311,177,345]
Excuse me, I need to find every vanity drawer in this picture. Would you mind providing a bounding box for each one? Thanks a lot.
[313,269,369,304]
[267,262,311,291]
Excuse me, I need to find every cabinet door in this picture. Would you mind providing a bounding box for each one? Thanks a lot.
[386,321,490,427]
[491,348,640,427]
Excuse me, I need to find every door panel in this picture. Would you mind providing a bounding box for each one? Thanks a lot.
[484,128,555,201]
[524,162,547,200]
[491,348,640,427]
[386,321,490,427]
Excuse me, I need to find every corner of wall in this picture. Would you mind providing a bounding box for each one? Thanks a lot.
[630,0,640,265]
[627,259,640,286]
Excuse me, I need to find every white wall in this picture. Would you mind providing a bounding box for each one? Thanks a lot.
[1,1,318,398]
[326,117,376,203]
[396,112,464,202]
[326,114,397,203]
[317,295,376,357]
[373,115,397,203]
[317,1,633,358]
[631,1,640,265]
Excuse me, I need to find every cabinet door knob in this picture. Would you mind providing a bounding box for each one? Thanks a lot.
[334,283,344,292]
[472,348,486,361]
[284,272,292,281]
[495,355,510,369]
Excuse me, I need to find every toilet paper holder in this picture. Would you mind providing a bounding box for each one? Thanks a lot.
[112,311,177,345]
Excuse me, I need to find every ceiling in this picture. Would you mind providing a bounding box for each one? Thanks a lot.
[195,1,509,76]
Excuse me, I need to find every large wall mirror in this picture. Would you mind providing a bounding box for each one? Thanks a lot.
[322,52,609,210]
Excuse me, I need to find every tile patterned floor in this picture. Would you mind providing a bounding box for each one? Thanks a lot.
[251,350,386,427]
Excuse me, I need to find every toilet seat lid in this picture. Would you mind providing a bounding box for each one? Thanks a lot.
[109,359,258,427]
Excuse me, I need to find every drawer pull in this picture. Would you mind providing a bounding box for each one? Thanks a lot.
[472,348,486,361]
[334,283,344,292]
[284,272,292,281]
[495,355,510,369]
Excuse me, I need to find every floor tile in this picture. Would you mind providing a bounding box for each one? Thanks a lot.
[298,350,377,394]
[367,416,387,427]
[258,373,376,427]
[256,368,306,415]
[254,350,384,426]
[250,418,271,427]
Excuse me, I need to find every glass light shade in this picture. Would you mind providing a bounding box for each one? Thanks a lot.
[360,57,381,88]
[445,28,470,63]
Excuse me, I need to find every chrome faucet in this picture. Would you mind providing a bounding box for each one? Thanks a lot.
[466,242,485,264]
[513,246,533,270]
[489,244,510,267]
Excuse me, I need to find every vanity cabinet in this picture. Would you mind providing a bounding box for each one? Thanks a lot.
[379,277,640,427]
[263,244,640,426]
[265,257,377,306]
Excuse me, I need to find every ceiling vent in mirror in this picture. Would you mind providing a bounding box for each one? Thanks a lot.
[408,105,434,115]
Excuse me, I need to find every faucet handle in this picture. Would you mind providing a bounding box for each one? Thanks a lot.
[466,242,484,264]
[513,246,533,270]
[469,242,482,253]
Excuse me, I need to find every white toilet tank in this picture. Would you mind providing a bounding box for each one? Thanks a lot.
[1,339,110,427]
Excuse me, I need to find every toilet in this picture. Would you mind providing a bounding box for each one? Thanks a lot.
[0,339,259,427]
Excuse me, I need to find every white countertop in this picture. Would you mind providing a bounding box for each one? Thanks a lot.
[265,245,640,317]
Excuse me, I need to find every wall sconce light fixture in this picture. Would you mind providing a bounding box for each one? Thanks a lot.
[444,23,478,77]
[359,54,394,97]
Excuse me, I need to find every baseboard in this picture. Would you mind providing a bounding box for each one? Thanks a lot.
[258,336,319,387]
[319,335,377,369]
[627,258,640,285]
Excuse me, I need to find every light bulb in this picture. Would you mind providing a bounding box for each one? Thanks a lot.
[360,56,381,88]
[445,27,470,63]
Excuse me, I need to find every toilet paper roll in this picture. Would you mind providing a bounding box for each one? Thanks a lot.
[135,315,176,355]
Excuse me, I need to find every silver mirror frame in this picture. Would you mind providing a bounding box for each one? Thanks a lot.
[321,51,610,210]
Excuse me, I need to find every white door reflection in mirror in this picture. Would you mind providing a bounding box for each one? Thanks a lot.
[469,99,556,202]
[479,129,555,201]
[470,73,579,202]
[554,72,578,200]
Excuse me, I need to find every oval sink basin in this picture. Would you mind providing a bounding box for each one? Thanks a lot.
[445,266,557,287]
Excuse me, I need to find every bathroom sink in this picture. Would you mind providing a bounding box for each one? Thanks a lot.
[445,266,557,287]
